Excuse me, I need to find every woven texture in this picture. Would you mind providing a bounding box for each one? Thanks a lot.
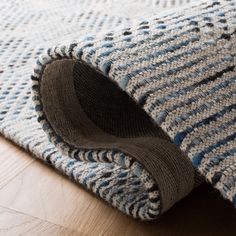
[1,0,236,220]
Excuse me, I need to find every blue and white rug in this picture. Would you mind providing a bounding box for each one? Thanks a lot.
[1,0,236,220]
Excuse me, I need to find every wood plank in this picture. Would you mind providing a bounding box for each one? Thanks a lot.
[0,205,79,235]
[0,157,135,235]
[0,136,34,189]
[0,138,236,235]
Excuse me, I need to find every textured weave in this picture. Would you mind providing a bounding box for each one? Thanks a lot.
[1,0,236,221]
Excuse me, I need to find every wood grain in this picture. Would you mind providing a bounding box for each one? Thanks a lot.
[0,205,79,235]
[0,136,236,236]
[0,136,34,189]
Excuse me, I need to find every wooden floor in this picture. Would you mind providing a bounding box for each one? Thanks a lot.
[0,135,236,236]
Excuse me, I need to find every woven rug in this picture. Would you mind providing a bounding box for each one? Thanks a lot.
[1,0,236,220]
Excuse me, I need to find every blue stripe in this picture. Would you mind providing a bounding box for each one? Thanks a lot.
[139,55,216,105]
[186,115,236,153]
[173,103,236,146]
[129,45,204,95]
[165,74,236,126]
[207,146,236,173]
[192,131,236,167]
[84,3,226,71]
[94,30,177,66]
[164,82,236,131]
[138,55,234,108]
[85,27,175,66]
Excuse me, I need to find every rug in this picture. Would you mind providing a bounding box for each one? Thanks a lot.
[1,0,236,220]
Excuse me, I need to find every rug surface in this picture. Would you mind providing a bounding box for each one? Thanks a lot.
[1,0,236,220]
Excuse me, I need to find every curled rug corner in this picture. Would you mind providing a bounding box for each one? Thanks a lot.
[32,0,236,220]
